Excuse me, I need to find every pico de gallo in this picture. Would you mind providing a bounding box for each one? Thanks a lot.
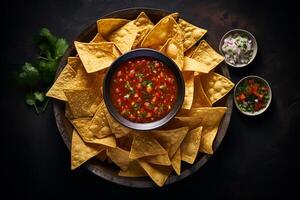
[110,57,178,123]
[235,77,270,113]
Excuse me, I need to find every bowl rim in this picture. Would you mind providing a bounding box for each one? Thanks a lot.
[219,28,258,68]
[233,75,272,116]
[102,48,185,130]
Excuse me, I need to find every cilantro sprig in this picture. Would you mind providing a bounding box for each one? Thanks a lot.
[15,28,68,114]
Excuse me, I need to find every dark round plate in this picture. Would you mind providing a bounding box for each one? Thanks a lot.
[53,8,233,188]
[103,48,185,130]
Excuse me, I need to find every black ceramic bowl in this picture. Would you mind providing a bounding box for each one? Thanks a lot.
[103,48,185,130]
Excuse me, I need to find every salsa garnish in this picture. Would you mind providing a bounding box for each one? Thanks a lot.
[110,57,178,123]
[235,78,270,113]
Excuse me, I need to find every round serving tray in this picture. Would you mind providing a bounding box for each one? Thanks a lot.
[53,7,233,188]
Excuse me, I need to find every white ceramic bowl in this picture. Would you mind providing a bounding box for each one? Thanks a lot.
[234,75,272,116]
[219,29,258,68]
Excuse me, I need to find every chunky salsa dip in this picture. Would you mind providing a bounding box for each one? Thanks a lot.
[235,78,270,113]
[110,57,178,123]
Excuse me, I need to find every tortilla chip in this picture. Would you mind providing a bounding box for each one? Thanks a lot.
[74,41,116,73]
[191,40,224,72]
[107,21,138,54]
[46,64,77,101]
[178,19,207,52]
[201,72,234,104]
[143,153,171,166]
[182,71,194,109]
[169,12,179,20]
[183,56,212,73]
[71,118,116,147]
[64,88,102,118]
[96,150,107,161]
[89,101,112,139]
[117,135,133,151]
[71,130,106,170]
[138,160,172,187]
[187,107,227,154]
[174,116,202,129]
[65,102,74,119]
[90,33,106,43]
[192,74,212,108]
[151,127,189,158]
[107,147,133,171]
[118,161,147,177]
[129,133,167,159]
[97,18,130,38]
[132,12,154,49]
[141,15,178,50]
[160,31,184,69]
[106,112,131,138]
[181,126,203,164]
[184,46,197,57]
[171,148,181,175]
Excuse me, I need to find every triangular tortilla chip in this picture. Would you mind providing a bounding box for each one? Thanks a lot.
[132,12,154,49]
[142,153,171,166]
[64,88,102,118]
[171,148,181,175]
[186,107,227,154]
[46,64,77,101]
[71,118,116,147]
[71,130,106,170]
[107,21,138,54]
[89,101,112,139]
[107,147,133,171]
[90,33,106,43]
[160,31,184,69]
[97,18,130,38]
[74,41,116,73]
[178,19,207,52]
[191,40,224,72]
[118,161,147,177]
[201,72,234,104]
[183,56,212,73]
[129,133,166,159]
[141,15,178,50]
[192,74,212,108]
[138,160,172,187]
[169,12,179,20]
[106,112,131,138]
[151,127,189,158]
[181,126,203,164]
[117,135,133,151]
[182,71,194,109]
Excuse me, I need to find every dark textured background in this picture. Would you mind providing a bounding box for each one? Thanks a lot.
[2,0,300,199]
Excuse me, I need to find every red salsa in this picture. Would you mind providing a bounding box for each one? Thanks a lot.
[235,78,270,113]
[110,57,178,123]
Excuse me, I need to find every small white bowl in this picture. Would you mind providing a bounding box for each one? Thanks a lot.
[234,75,272,116]
[219,29,258,68]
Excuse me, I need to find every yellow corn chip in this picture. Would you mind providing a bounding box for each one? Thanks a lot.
[138,160,172,187]
[97,18,130,38]
[183,56,212,73]
[132,12,154,49]
[171,148,181,175]
[89,101,112,139]
[74,41,116,73]
[71,130,106,170]
[118,161,147,177]
[129,133,167,159]
[181,126,203,164]
[151,127,189,158]
[106,112,131,138]
[141,15,178,50]
[201,72,234,104]
[192,75,212,108]
[182,71,194,109]
[191,40,224,72]
[178,19,207,52]
[71,118,116,147]
[107,147,133,171]
[90,33,106,43]
[184,46,197,57]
